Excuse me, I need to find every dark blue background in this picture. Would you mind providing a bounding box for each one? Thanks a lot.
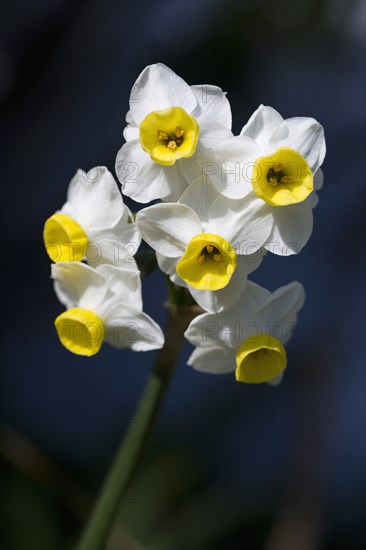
[1,1,365,548]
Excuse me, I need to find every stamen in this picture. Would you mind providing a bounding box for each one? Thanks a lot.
[157,127,185,150]
[157,130,168,140]
[267,164,290,187]
[199,244,222,263]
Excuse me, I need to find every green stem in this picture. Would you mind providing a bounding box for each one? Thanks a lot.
[77,302,199,550]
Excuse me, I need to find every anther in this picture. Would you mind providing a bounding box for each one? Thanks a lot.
[167,141,178,150]
[158,130,168,140]
[213,254,222,262]
[206,245,214,253]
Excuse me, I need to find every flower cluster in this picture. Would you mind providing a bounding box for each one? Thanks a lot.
[43,166,164,355]
[43,63,325,384]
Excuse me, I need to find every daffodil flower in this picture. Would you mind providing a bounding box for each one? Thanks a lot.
[206,105,326,254]
[115,63,233,203]
[136,180,273,313]
[185,280,305,384]
[43,167,141,267]
[51,262,164,356]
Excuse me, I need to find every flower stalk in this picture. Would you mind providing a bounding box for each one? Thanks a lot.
[77,292,200,550]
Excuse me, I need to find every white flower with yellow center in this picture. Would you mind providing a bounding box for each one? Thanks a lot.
[206,105,326,254]
[51,262,164,356]
[185,280,305,384]
[136,180,273,313]
[43,167,141,267]
[115,63,233,203]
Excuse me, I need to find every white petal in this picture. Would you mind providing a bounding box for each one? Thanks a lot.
[208,193,274,252]
[115,140,179,203]
[177,124,233,189]
[60,201,77,219]
[184,310,213,347]
[309,192,319,209]
[169,274,187,287]
[284,116,326,173]
[178,151,207,188]
[86,239,140,270]
[242,280,272,309]
[123,125,139,142]
[190,84,232,129]
[197,120,233,149]
[65,167,123,232]
[136,203,202,257]
[264,199,313,256]
[88,203,141,249]
[255,281,305,344]
[313,168,324,191]
[267,121,290,147]
[240,248,266,275]
[155,252,177,276]
[112,207,142,249]
[125,109,134,125]
[207,135,261,199]
[178,178,220,224]
[187,345,235,374]
[160,164,190,202]
[188,260,249,313]
[185,280,271,350]
[51,262,109,311]
[155,253,187,287]
[95,264,142,310]
[177,146,210,187]
[267,371,285,386]
[240,105,283,151]
[128,63,197,125]
[102,304,164,351]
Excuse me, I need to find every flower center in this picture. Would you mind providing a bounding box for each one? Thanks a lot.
[235,333,287,383]
[43,213,88,263]
[266,163,291,186]
[251,146,313,206]
[176,233,236,291]
[139,106,199,166]
[157,126,185,150]
[197,244,223,264]
[55,307,105,356]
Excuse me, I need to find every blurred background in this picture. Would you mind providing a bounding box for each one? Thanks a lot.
[0,0,365,548]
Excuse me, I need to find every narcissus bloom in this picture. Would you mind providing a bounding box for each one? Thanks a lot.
[43,167,141,267]
[206,105,326,254]
[51,262,164,356]
[115,63,233,203]
[136,180,272,312]
[185,280,305,384]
